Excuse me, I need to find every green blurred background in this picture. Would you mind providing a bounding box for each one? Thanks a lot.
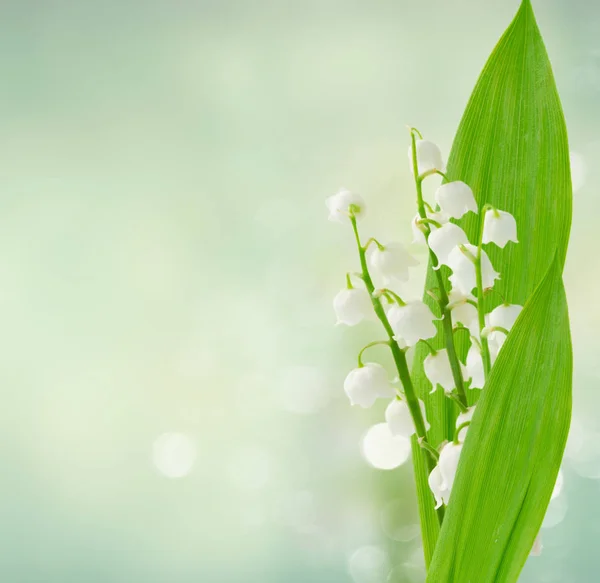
[1,0,598,581]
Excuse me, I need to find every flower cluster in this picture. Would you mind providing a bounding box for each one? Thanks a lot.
[328,129,530,512]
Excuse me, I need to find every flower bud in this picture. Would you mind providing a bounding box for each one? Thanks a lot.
[434,181,478,219]
[428,223,469,268]
[368,242,418,284]
[424,349,455,393]
[482,209,518,248]
[333,288,373,326]
[343,363,395,408]
[387,301,437,347]
[385,398,430,438]
[326,188,366,223]
[447,244,500,295]
[409,139,444,175]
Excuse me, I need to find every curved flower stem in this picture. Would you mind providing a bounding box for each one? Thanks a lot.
[447,392,469,413]
[357,340,391,367]
[419,438,440,461]
[475,213,493,379]
[350,216,442,525]
[454,421,471,444]
[409,132,468,409]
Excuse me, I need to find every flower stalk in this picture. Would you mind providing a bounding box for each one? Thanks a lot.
[409,131,468,408]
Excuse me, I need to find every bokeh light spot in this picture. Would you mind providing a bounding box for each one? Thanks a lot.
[348,545,390,583]
[152,432,196,479]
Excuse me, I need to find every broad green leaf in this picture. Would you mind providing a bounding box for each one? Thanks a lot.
[409,0,573,567]
[426,256,572,582]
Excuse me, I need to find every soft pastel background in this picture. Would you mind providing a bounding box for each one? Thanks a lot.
[1,0,598,581]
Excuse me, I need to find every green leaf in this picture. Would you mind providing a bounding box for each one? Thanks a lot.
[426,256,572,582]
[409,0,573,569]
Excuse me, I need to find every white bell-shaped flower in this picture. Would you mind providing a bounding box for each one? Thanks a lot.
[482,209,518,248]
[434,181,478,219]
[438,441,463,491]
[428,223,469,268]
[428,465,450,509]
[489,303,522,330]
[466,344,485,389]
[429,441,463,507]
[411,210,448,244]
[333,288,373,326]
[456,406,476,442]
[326,188,366,223]
[424,349,455,393]
[387,301,437,347]
[409,139,444,175]
[343,363,395,408]
[448,290,479,335]
[385,398,430,438]
[368,242,419,284]
[411,214,428,245]
[447,244,500,295]
[486,303,523,352]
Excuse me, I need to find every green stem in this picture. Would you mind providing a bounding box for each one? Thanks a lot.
[417,217,443,229]
[418,339,438,355]
[419,438,440,461]
[447,392,469,413]
[350,216,443,524]
[379,288,406,306]
[364,237,385,251]
[410,133,468,409]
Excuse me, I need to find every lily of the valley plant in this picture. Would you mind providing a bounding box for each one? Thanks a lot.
[326,2,573,580]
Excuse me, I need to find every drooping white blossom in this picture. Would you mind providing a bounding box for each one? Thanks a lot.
[343,363,395,408]
[486,303,523,352]
[482,209,518,248]
[387,301,437,347]
[429,441,463,507]
[456,406,476,442]
[434,181,478,219]
[489,303,523,330]
[428,222,469,268]
[333,288,373,326]
[448,290,479,335]
[411,210,448,244]
[409,139,444,175]
[368,242,419,284]
[424,349,455,393]
[428,465,450,509]
[447,244,500,295]
[386,398,430,438]
[439,441,463,491]
[466,344,485,389]
[326,188,366,223]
